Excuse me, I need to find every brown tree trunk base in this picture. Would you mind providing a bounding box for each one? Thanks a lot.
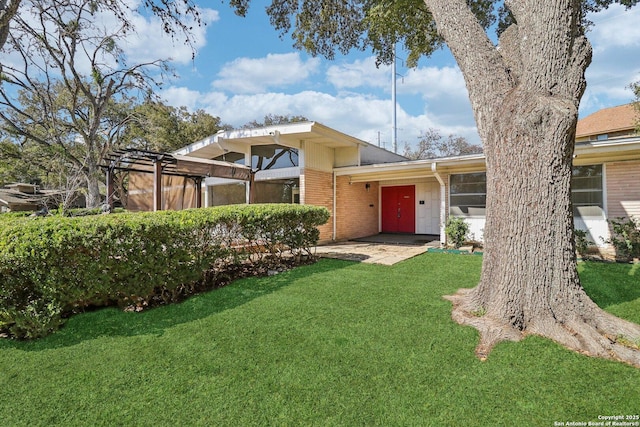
[445,287,640,368]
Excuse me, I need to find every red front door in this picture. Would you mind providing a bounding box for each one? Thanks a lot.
[381,185,415,233]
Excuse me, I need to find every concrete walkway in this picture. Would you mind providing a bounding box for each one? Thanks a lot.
[314,235,441,266]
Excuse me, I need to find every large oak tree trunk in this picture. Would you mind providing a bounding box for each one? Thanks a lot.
[425,0,640,366]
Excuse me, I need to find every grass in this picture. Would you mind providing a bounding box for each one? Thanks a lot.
[1,254,639,426]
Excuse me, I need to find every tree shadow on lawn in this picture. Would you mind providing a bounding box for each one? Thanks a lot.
[0,258,356,352]
[578,260,640,308]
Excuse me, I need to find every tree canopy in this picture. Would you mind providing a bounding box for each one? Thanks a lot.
[0,0,206,207]
[120,101,228,153]
[230,0,638,67]
[403,128,482,160]
[242,114,309,129]
[0,0,202,54]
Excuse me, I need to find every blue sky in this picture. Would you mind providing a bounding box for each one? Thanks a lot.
[84,2,640,149]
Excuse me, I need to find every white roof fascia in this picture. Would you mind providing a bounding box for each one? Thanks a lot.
[173,130,225,156]
[309,122,367,148]
[575,136,640,154]
[334,153,486,177]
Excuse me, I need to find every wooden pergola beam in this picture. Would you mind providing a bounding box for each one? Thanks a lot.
[153,159,162,211]
[100,148,252,211]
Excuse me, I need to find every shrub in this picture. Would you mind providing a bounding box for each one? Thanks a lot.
[574,228,592,257]
[445,216,469,249]
[603,217,640,260]
[0,204,329,338]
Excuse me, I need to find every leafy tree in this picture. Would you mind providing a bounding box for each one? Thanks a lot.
[403,128,482,159]
[0,0,200,54]
[0,1,192,207]
[229,0,640,366]
[242,113,309,129]
[0,136,52,185]
[121,101,229,153]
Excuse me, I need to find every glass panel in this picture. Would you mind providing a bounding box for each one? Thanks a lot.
[210,183,246,206]
[253,179,300,204]
[571,165,603,218]
[450,172,486,217]
[252,145,299,169]
[572,191,603,207]
[572,175,602,190]
[214,152,245,164]
[450,194,487,207]
[450,172,487,195]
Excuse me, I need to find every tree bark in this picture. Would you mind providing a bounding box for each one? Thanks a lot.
[0,0,20,52]
[425,0,640,366]
[85,162,102,208]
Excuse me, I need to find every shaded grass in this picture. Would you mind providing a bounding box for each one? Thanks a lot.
[1,254,639,426]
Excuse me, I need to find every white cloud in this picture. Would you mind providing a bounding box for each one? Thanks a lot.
[326,57,390,89]
[118,6,220,65]
[212,53,321,94]
[399,66,467,100]
[581,5,640,115]
[588,6,640,52]
[160,86,481,148]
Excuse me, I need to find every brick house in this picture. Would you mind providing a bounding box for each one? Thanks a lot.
[127,105,640,251]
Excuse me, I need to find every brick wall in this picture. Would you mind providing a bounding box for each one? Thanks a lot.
[335,176,379,241]
[606,160,640,220]
[300,168,334,242]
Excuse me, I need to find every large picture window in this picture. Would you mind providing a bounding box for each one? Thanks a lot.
[449,172,486,217]
[572,165,603,218]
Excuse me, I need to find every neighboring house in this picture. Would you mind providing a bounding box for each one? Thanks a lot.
[576,103,638,142]
[125,107,640,253]
[0,183,42,212]
[0,183,86,213]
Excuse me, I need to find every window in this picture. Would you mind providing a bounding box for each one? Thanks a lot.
[572,165,603,218]
[253,179,300,204]
[449,166,604,218]
[209,183,246,206]
[449,172,486,217]
[252,145,298,170]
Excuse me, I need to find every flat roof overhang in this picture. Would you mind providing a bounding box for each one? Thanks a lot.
[334,137,640,182]
[174,122,367,160]
[573,137,640,164]
[334,154,486,183]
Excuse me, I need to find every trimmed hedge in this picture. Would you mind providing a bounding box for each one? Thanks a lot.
[0,204,329,339]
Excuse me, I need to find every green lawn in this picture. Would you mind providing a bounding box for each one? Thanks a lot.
[1,253,639,426]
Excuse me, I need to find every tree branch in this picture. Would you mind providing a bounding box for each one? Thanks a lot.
[422,0,513,132]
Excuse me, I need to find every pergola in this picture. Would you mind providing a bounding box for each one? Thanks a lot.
[101,148,252,211]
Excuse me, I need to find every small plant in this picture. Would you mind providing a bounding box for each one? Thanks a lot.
[445,216,469,249]
[603,217,640,260]
[471,306,487,317]
[615,334,640,350]
[574,228,592,257]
